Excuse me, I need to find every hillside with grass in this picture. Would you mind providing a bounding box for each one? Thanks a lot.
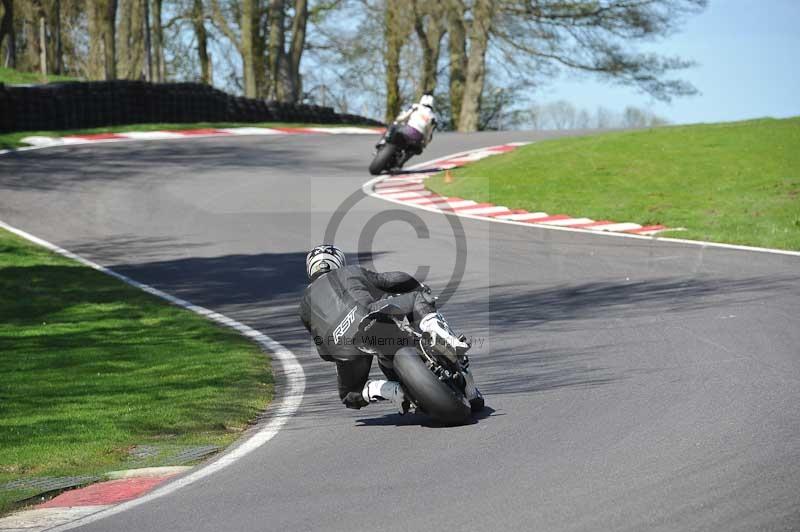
[427,117,800,251]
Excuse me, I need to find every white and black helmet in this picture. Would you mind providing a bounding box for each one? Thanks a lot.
[306,244,346,282]
[419,94,434,109]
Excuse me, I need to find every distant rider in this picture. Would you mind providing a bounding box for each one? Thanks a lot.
[395,94,437,151]
[298,244,482,414]
[378,94,438,168]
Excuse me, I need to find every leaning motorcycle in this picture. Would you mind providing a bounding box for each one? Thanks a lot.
[359,311,482,425]
[368,124,419,175]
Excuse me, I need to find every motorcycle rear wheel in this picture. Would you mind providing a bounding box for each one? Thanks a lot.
[369,144,398,175]
[393,347,472,426]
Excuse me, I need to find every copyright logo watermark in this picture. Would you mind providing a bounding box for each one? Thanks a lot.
[321,180,468,307]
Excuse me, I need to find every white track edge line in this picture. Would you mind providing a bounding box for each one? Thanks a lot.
[362,149,800,258]
[0,219,306,531]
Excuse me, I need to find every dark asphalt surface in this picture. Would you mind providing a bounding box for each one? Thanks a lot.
[1,131,798,531]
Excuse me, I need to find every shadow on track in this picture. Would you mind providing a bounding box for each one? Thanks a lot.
[71,241,799,423]
[484,275,800,330]
[355,406,500,428]
[0,139,373,192]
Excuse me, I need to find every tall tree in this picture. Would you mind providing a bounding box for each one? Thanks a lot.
[211,0,264,97]
[241,0,259,96]
[267,0,308,101]
[118,0,145,79]
[286,0,307,102]
[24,0,46,74]
[192,0,211,84]
[143,0,153,81]
[412,0,446,97]
[445,0,466,129]
[87,2,102,77]
[383,1,411,123]
[0,0,15,68]
[103,0,117,80]
[267,0,285,99]
[152,0,165,81]
[116,0,131,75]
[48,0,63,74]
[103,0,117,79]
[38,4,46,77]
[87,0,118,80]
[457,0,492,131]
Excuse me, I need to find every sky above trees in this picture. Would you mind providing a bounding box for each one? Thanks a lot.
[543,0,800,124]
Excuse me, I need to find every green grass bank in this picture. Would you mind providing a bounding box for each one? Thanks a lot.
[427,117,800,251]
[0,228,273,514]
[0,67,77,85]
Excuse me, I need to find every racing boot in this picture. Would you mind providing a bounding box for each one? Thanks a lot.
[419,312,471,364]
[362,380,410,415]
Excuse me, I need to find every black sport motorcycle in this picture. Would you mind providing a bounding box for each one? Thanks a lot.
[368,124,422,175]
[359,310,482,425]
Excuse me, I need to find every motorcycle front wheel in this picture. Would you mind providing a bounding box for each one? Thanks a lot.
[393,347,472,426]
[369,144,398,175]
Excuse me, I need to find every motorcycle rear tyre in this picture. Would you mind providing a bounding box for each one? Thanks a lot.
[393,347,472,426]
[369,144,397,175]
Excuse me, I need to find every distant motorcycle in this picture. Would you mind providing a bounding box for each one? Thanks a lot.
[368,124,421,175]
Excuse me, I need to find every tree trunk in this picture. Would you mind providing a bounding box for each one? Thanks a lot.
[268,0,285,100]
[457,0,493,132]
[39,14,47,78]
[413,2,445,97]
[52,0,62,74]
[446,0,466,130]
[117,0,131,77]
[192,0,210,84]
[287,0,307,102]
[88,0,117,79]
[103,0,117,80]
[384,1,407,123]
[143,0,152,81]
[152,0,164,81]
[87,1,104,78]
[0,0,15,68]
[241,0,257,97]
[118,0,145,79]
[27,0,44,73]
[129,0,144,78]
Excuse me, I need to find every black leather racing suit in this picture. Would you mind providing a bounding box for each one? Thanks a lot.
[298,265,436,408]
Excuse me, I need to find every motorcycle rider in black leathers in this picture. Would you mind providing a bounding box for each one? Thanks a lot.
[298,244,483,414]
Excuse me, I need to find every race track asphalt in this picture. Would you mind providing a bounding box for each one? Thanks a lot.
[1,131,798,531]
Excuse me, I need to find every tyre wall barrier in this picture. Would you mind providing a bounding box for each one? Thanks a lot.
[0,80,384,133]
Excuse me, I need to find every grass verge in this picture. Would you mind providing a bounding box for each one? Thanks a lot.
[0,121,380,150]
[0,228,273,515]
[427,117,800,251]
[0,66,77,85]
